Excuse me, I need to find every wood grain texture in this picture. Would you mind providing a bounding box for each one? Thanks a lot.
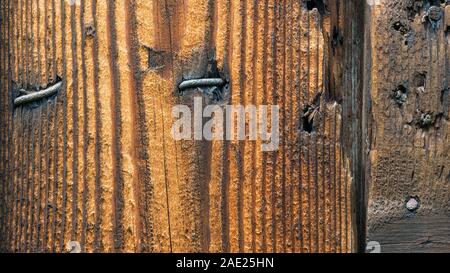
[365,0,450,253]
[0,0,359,253]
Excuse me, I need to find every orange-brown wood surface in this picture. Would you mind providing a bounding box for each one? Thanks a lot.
[0,0,369,253]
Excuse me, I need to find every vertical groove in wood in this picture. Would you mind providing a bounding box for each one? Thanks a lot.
[34,106,42,252]
[124,0,156,253]
[79,0,88,253]
[50,96,58,252]
[58,0,68,253]
[1,0,4,250]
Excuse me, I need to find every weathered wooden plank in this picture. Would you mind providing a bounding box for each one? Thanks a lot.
[0,0,357,253]
[365,0,450,253]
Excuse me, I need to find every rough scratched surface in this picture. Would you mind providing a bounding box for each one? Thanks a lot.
[0,0,365,253]
[365,0,450,253]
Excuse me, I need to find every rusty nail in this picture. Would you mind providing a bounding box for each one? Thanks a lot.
[179,78,228,104]
[179,78,225,91]
[14,81,62,107]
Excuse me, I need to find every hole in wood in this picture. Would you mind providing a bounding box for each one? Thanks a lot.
[305,0,326,15]
[413,72,427,88]
[302,105,319,133]
[418,112,434,128]
[84,23,96,38]
[392,21,410,36]
[393,84,408,106]
[140,45,166,71]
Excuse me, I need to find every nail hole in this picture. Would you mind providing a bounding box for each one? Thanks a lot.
[84,23,96,38]
[305,0,326,15]
[141,45,166,71]
[392,21,410,36]
[392,85,408,106]
[418,112,434,128]
[302,105,318,133]
[413,72,427,88]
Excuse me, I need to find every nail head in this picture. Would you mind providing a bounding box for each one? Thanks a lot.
[406,196,419,212]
